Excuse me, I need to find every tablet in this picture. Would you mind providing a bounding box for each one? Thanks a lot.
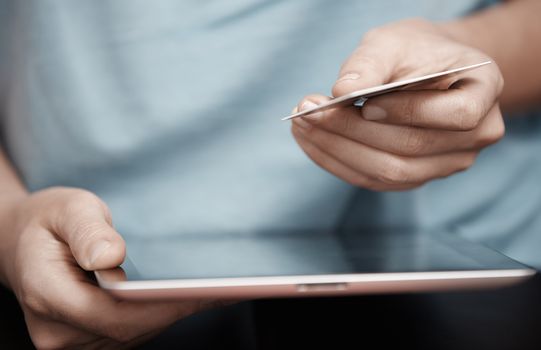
[95,229,535,300]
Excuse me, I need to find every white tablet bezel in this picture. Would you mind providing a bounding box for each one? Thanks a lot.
[95,268,535,300]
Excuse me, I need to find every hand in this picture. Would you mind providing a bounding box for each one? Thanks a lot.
[2,187,221,349]
[291,19,505,191]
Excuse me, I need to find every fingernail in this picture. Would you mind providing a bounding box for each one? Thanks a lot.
[337,72,360,82]
[90,241,111,266]
[294,117,312,130]
[300,101,323,120]
[362,105,387,121]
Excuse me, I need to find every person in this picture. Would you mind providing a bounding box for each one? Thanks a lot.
[0,0,540,348]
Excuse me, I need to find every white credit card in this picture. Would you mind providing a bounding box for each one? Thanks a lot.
[282,61,491,121]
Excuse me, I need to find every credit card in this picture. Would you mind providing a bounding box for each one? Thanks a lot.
[282,61,491,121]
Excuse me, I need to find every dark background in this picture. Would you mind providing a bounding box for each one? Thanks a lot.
[2,273,541,349]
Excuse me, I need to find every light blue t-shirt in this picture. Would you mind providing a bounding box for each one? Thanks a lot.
[2,1,541,268]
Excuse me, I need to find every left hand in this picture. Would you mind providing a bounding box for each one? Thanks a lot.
[3,187,227,349]
[291,19,505,191]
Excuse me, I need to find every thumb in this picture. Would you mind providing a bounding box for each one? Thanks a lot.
[52,191,126,271]
[332,45,395,98]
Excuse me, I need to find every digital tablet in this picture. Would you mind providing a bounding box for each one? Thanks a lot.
[95,229,535,300]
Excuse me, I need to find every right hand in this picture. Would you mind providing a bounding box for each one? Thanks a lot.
[1,187,220,349]
[290,19,504,191]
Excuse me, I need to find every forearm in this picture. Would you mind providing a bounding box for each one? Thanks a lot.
[0,147,28,287]
[441,0,541,112]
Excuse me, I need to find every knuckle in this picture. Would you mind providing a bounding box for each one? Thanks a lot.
[477,121,505,147]
[61,189,104,217]
[404,99,419,127]
[344,55,380,75]
[332,73,357,97]
[17,275,52,319]
[20,292,49,318]
[376,156,410,185]
[453,96,483,131]
[399,128,427,156]
[338,112,356,135]
[336,54,381,88]
[474,110,505,148]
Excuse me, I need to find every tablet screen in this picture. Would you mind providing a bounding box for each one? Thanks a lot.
[119,229,527,281]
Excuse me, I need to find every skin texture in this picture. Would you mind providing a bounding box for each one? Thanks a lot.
[292,0,541,191]
[292,19,505,191]
[0,0,540,349]
[0,185,224,349]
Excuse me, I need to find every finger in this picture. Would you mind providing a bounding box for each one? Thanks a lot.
[292,125,420,191]
[49,190,126,270]
[294,124,477,185]
[332,38,397,97]
[360,67,503,130]
[298,102,504,156]
[21,230,202,346]
[47,271,211,343]
[294,94,331,117]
